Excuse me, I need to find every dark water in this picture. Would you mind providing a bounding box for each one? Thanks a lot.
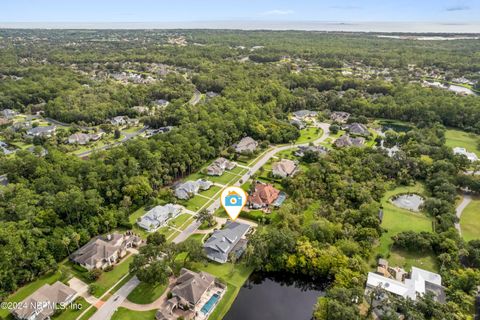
[223,272,327,320]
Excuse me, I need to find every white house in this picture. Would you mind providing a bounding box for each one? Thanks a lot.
[453,147,478,162]
[137,204,183,231]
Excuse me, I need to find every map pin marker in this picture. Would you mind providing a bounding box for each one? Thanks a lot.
[221,186,248,220]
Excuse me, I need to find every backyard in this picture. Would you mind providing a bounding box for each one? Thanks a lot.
[296,127,323,144]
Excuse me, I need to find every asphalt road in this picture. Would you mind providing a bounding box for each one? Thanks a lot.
[89,276,140,320]
[455,193,472,236]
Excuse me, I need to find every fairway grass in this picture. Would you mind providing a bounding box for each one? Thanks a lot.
[460,197,480,242]
[445,129,480,157]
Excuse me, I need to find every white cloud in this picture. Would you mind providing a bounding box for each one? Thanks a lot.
[262,9,295,16]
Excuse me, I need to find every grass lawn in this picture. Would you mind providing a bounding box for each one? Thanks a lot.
[127,281,168,304]
[445,129,480,157]
[320,130,345,149]
[387,248,439,273]
[187,233,206,243]
[168,213,192,230]
[207,171,239,185]
[122,125,143,134]
[209,284,238,320]
[375,183,435,271]
[0,271,61,318]
[199,185,222,198]
[460,197,480,242]
[93,255,134,298]
[78,306,97,320]
[230,166,248,175]
[53,297,91,320]
[181,195,211,211]
[111,307,157,320]
[296,127,323,144]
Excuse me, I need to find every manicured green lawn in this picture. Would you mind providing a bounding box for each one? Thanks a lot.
[127,281,168,304]
[445,129,480,157]
[168,213,192,229]
[199,185,222,198]
[207,171,239,185]
[230,166,248,175]
[296,127,323,144]
[387,248,439,273]
[187,233,206,243]
[460,197,480,242]
[0,271,61,318]
[375,183,434,270]
[320,130,345,149]
[93,255,134,297]
[182,195,211,211]
[53,297,91,320]
[111,307,157,320]
[78,305,98,320]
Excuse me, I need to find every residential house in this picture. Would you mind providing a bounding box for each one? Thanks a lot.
[290,118,306,129]
[292,110,318,121]
[0,117,11,126]
[174,179,213,200]
[26,126,56,138]
[334,134,365,148]
[12,121,32,131]
[125,118,140,126]
[0,141,15,155]
[365,260,446,304]
[132,106,151,115]
[1,109,17,119]
[206,157,237,176]
[27,146,48,157]
[109,116,127,126]
[165,268,225,318]
[0,174,8,186]
[154,99,170,108]
[346,123,370,136]
[453,147,479,162]
[70,232,141,270]
[294,145,328,157]
[330,111,350,123]
[68,132,103,145]
[234,137,258,154]
[11,281,77,320]
[137,204,183,231]
[204,221,251,263]
[272,159,298,178]
[247,181,285,209]
[206,91,219,99]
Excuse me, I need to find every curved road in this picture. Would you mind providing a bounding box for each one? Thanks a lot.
[455,193,472,236]
[173,122,330,243]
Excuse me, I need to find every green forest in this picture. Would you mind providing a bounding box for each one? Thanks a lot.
[1,29,480,320]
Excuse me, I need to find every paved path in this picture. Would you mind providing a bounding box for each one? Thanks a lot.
[172,122,330,244]
[455,193,472,236]
[89,276,140,320]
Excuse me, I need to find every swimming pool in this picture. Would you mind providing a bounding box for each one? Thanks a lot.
[201,293,220,315]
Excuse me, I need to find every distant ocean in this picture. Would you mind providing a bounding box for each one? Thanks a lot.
[1,21,480,33]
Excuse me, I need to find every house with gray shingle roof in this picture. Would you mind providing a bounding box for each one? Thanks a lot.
[174,179,213,200]
[272,159,298,178]
[234,137,258,154]
[292,110,318,120]
[204,221,250,263]
[346,123,370,136]
[70,232,141,270]
[334,134,365,148]
[137,204,183,231]
[26,125,56,138]
[206,158,237,176]
[12,281,77,320]
[1,109,17,119]
[171,268,216,308]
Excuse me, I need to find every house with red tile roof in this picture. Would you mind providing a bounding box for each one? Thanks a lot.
[247,181,283,210]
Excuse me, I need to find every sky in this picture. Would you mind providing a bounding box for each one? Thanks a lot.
[1,0,479,23]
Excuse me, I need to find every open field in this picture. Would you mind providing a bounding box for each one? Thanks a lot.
[445,129,480,157]
[460,197,480,242]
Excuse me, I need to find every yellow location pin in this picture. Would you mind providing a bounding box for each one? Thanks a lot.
[221,186,248,220]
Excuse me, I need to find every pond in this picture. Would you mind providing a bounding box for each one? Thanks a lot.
[391,194,424,212]
[223,272,327,320]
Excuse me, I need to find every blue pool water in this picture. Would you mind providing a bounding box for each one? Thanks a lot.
[201,293,220,315]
